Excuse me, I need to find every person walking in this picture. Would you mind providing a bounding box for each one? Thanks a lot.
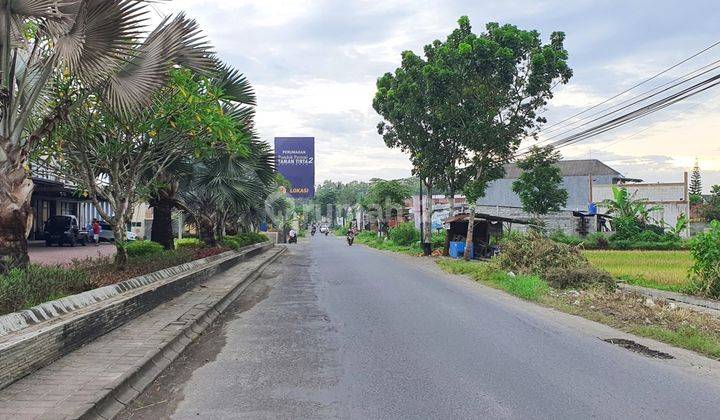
[92,219,101,246]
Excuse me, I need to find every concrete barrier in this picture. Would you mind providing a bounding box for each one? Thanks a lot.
[0,242,272,390]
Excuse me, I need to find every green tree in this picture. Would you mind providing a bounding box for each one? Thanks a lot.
[409,17,572,259]
[512,146,568,221]
[0,2,210,270]
[374,44,470,253]
[690,158,702,197]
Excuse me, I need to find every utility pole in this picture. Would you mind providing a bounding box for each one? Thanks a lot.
[419,178,423,249]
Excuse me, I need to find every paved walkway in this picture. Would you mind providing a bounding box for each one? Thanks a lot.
[28,243,115,266]
[0,247,282,420]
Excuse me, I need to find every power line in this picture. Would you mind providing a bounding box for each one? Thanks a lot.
[537,38,720,134]
[513,72,720,160]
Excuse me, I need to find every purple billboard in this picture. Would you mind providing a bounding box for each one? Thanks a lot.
[274,137,315,198]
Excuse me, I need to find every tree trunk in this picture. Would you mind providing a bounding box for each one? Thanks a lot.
[150,197,174,250]
[200,217,216,247]
[463,203,476,261]
[444,193,455,256]
[113,221,129,270]
[0,161,34,272]
[422,181,433,256]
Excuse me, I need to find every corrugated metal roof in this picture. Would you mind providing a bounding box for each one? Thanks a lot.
[502,159,622,179]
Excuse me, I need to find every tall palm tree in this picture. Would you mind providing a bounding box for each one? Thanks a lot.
[148,64,258,249]
[179,138,275,247]
[0,0,213,271]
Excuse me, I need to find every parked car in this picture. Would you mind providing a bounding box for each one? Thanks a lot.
[97,222,138,242]
[44,215,88,247]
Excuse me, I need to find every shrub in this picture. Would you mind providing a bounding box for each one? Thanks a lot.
[175,238,201,249]
[431,232,446,250]
[0,265,89,314]
[585,232,609,248]
[223,232,268,250]
[388,222,420,246]
[126,240,164,258]
[334,226,349,236]
[688,220,720,298]
[544,266,615,290]
[549,230,584,247]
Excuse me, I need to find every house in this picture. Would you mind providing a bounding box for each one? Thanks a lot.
[29,167,113,240]
[409,159,691,238]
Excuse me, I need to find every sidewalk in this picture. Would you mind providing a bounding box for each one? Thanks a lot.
[0,246,284,420]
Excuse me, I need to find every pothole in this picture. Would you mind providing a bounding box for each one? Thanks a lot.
[602,338,674,359]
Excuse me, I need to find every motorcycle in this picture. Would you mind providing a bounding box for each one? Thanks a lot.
[311,228,316,236]
[347,235,354,246]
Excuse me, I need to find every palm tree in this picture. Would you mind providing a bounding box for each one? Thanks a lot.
[0,1,212,271]
[179,139,275,247]
[147,64,258,249]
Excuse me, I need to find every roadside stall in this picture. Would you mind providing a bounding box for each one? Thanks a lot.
[444,213,533,259]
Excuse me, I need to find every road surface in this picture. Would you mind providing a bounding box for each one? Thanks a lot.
[121,235,720,419]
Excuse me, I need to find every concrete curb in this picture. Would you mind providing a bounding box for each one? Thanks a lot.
[81,245,286,420]
[618,283,720,316]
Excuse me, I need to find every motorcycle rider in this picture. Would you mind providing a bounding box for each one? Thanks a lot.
[346,226,355,246]
[288,228,297,244]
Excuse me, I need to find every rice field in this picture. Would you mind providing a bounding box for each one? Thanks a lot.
[583,250,693,292]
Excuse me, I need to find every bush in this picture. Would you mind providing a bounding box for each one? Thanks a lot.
[223,232,269,250]
[175,238,201,249]
[0,265,89,314]
[125,240,164,258]
[334,226,349,236]
[431,232,446,250]
[585,232,610,248]
[544,266,615,290]
[388,222,420,246]
[549,230,584,247]
[688,220,720,298]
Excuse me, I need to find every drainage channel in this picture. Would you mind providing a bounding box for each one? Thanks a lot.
[602,338,674,359]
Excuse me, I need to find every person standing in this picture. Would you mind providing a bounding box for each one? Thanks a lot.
[92,219,101,246]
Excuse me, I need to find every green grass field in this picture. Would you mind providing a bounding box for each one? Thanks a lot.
[583,250,692,292]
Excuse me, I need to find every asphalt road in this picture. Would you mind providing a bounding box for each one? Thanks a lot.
[121,235,720,419]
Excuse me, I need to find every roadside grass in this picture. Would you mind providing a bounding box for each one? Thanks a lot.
[437,259,548,301]
[583,250,692,292]
[438,258,720,361]
[630,326,720,359]
[354,232,424,255]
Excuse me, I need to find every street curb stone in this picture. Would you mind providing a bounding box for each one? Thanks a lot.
[618,283,720,316]
[81,245,286,420]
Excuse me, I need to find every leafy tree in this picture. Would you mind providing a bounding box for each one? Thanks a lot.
[690,158,702,197]
[403,17,572,259]
[0,2,209,270]
[374,43,467,254]
[361,179,411,214]
[512,146,568,221]
[43,55,219,269]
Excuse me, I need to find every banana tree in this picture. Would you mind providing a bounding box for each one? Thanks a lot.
[0,1,211,270]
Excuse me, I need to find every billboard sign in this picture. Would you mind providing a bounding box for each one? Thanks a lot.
[274,137,315,197]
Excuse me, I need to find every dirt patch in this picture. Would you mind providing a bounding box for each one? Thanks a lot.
[602,338,674,359]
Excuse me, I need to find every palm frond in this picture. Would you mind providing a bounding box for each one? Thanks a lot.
[53,0,147,82]
[214,62,256,105]
[104,12,215,116]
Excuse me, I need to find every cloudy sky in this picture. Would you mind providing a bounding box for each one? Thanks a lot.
[160,0,720,192]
